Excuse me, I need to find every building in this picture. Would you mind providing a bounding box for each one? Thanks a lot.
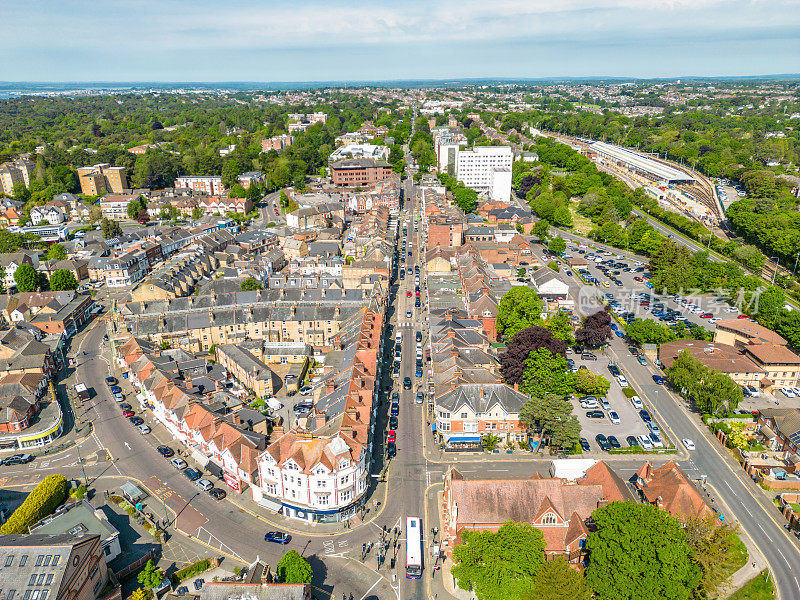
[328,144,390,163]
[262,134,293,152]
[237,172,264,189]
[199,582,310,600]
[329,159,392,187]
[634,461,715,520]
[434,384,531,446]
[29,205,66,226]
[98,194,140,221]
[0,159,35,195]
[175,175,225,196]
[714,319,788,348]
[76,164,128,196]
[658,340,765,389]
[215,344,279,398]
[757,408,800,454]
[532,268,570,300]
[432,128,467,174]
[0,372,47,433]
[29,500,121,562]
[0,532,119,600]
[454,146,513,202]
[441,462,633,562]
[591,141,695,185]
[0,252,37,291]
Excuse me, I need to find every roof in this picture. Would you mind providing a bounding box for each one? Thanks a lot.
[435,384,528,414]
[30,500,119,544]
[744,341,800,365]
[199,583,309,600]
[715,319,787,345]
[330,158,391,169]
[0,532,99,591]
[635,461,713,520]
[658,339,763,375]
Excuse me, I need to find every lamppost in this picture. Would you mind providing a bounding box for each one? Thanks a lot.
[770,256,780,285]
[792,252,800,277]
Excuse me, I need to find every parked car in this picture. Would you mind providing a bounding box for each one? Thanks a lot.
[196,478,213,491]
[626,435,640,447]
[630,395,643,409]
[781,387,796,398]
[137,424,151,435]
[193,579,205,591]
[2,454,33,466]
[122,409,135,418]
[595,434,611,451]
[637,435,654,449]
[649,433,664,448]
[265,531,291,544]
[608,411,620,425]
[209,488,227,501]
[113,393,125,402]
[390,402,399,416]
[105,377,118,386]
[387,430,396,444]
[156,445,174,458]
[170,457,188,470]
[585,410,605,419]
[110,385,122,394]
[579,438,591,452]
[652,375,665,384]
[637,356,648,366]
[129,416,144,426]
[183,468,202,482]
[639,409,652,422]
[119,403,132,411]
[389,415,398,430]
[387,442,397,458]
[607,435,621,449]
[415,391,424,404]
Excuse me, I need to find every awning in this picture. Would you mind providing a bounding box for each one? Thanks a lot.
[447,435,481,444]
[258,496,282,512]
[205,461,223,478]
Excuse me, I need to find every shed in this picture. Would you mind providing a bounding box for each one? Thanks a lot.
[120,481,147,504]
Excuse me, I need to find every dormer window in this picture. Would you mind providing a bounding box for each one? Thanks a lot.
[542,513,557,525]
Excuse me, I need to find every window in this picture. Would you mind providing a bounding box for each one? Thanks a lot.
[90,566,98,580]
[4,556,12,567]
[8,591,15,600]
[43,556,51,566]
[317,480,326,488]
[36,575,44,586]
[39,592,47,600]
[318,494,330,506]
[18,556,26,567]
[22,592,30,600]
[28,575,37,587]
[460,412,468,419]
[542,513,557,525]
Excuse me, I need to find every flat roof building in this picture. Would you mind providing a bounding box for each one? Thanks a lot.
[591,141,695,184]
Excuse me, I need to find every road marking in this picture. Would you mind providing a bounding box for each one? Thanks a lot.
[359,577,382,600]
[124,442,131,450]
[488,469,510,472]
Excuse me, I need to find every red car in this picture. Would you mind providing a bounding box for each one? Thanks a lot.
[634,276,643,282]
[737,314,751,320]
[406,291,412,297]
[122,409,135,418]
[387,430,396,444]
[700,313,713,318]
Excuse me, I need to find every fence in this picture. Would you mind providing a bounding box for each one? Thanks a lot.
[114,548,158,580]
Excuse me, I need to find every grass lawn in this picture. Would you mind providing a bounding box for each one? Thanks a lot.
[722,535,749,579]
[729,570,775,600]
[568,205,594,235]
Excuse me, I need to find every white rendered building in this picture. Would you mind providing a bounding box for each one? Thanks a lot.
[455,146,513,202]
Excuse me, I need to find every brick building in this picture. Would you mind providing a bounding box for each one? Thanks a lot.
[329,159,392,187]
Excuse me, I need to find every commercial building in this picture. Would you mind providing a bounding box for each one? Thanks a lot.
[175,175,225,196]
[454,146,513,203]
[329,159,392,187]
[328,144,390,163]
[76,164,128,195]
[432,128,467,174]
[29,500,122,562]
[0,532,119,600]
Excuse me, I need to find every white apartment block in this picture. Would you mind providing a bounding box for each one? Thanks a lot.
[432,128,467,173]
[175,175,225,196]
[455,146,513,203]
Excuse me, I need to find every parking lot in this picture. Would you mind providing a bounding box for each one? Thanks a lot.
[569,351,658,452]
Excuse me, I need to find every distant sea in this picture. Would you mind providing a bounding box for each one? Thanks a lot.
[1,76,798,99]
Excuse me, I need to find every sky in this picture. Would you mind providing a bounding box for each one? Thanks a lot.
[1,0,799,81]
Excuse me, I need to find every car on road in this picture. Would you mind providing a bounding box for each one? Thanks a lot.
[196,478,213,491]
[110,385,122,394]
[122,409,135,418]
[608,411,620,425]
[637,356,648,366]
[387,442,397,458]
[170,457,187,470]
[682,438,696,450]
[403,377,412,390]
[652,375,665,384]
[183,468,202,482]
[113,392,125,402]
[416,391,424,404]
[585,410,605,419]
[389,415,398,430]
[2,454,33,466]
[416,331,422,342]
[129,416,144,426]
[579,438,591,452]
[626,435,640,447]
[595,434,611,451]
[137,424,151,435]
[105,376,118,386]
[156,445,174,457]
[265,531,291,544]
[415,366,423,377]
[637,435,653,449]
[406,310,412,318]
[209,488,227,501]
[406,291,412,297]
[607,435,621,449]
[177,587,189,596]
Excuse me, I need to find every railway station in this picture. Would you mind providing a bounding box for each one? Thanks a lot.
[591,141,696,185]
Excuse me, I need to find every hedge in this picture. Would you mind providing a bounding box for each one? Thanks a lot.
[171,559,211,585]
[1,474,69,534]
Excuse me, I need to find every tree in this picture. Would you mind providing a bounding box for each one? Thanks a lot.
[574,307,612,348]
[276,550,313,584]
[229,183,248,198]
[13,263,38,292]
[754,286,784,329]
[89,206,102,222]
[520,348,575,399]
[0,474,68,534]
[532,219,550,240]
[45,243,67,261]
[497,287,544,340]
[522,557,592,600]
[697,369,742,416]
[49,269,78,291]
[548,236,566,255]
[137,559,164,589]
[574,369,611,396]
[191,206,203,220]
[586,502,701,600]
[129,590,148,600]
[101,218,122,239]
[136,208,149,224]
[240,277,262,291]
[520,393,581,450]
[625,318,677,345]
[774,309,800,349]
[543,312,574,345]
[684,517,742,599]
[500,326,567,385]
[221,158,242,188]
[451,521,546,600]
[552,205,574,227]
[126,197,146,219]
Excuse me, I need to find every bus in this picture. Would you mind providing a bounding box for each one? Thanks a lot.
[405,516,423,579]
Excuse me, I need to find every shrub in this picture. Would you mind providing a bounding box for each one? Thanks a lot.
[70,484,87,500]
[171,559,211,584]
[0,474,68,534]
[622,387,636,398]
[547,261,559,272]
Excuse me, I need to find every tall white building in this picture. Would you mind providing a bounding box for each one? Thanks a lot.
[432,128,467,174]
[455,146,513,203]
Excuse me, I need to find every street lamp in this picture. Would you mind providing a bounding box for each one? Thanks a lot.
[792,252,800,277]
[770,256,780,285]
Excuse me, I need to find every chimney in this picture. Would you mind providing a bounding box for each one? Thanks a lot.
[325,380,336,394]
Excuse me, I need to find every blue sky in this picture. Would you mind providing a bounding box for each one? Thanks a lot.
[2,0,799,81]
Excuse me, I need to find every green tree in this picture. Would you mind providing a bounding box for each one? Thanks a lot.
[49,269,78,291]
[625,318,677,345]
[697,369,743,416]
[221,158,242,188]
[754,286,784,329]
[548,236,566,255]
[100,218,122,239]
[522,557,592,600]
[451,521,546,600]
[228,183,248,198]
[137,559,164,590]
[240,277,262,291]
[543,312,574,345]
[586,502,701,600]
[533,219,550,239]
[126,197,145,219]
[45,243,67,261]
[191,206,203,220]
[520,393,581,450]
[552,204,574,227]
[276,550,313,584]
[520,348,575,399]
[129,589,148,600]
[497,287,544,340]
[574,369,611,396]
[13,263,39,292]
[684,516,742,599]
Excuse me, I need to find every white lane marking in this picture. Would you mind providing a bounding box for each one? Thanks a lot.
[359,577,382,600]
[123,442,131,450]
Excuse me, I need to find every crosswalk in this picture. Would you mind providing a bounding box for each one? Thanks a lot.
[397,321,417,328]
